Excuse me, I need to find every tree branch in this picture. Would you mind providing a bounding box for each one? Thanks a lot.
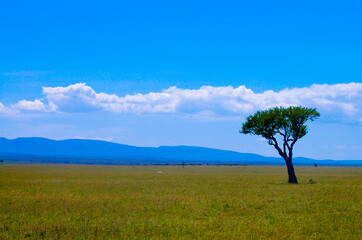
[271,137,288,160]
[277,129,285,137]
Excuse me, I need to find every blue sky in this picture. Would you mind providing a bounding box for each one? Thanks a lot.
[0,0,361,160]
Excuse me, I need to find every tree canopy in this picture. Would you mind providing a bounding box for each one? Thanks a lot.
[240,106,320,183]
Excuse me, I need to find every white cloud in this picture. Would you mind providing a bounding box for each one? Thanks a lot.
[0,102,16,115]
[43,83,102,112]
[12,99,47,111]
[0,102,8,114]
[1,82,362,120]
[0,99,48,116]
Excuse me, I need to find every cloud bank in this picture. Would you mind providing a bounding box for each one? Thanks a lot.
[1,82,362,120]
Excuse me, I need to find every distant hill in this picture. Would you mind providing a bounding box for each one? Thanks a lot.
[0,137,361,166]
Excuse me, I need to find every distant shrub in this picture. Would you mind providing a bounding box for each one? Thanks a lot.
[309,179,317,184]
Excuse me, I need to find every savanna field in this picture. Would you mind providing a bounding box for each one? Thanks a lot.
[0,165,361,239]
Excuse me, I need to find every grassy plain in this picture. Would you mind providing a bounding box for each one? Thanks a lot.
[0,164,361,239]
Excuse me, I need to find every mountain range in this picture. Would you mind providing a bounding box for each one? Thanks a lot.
[0,137,361,166]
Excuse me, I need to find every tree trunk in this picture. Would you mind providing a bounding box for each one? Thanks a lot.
[285,159,298,184]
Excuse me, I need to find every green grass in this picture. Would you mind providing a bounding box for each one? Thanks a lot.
[0,165,361,239]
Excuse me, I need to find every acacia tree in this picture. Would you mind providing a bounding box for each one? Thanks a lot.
[240,106,320,184]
